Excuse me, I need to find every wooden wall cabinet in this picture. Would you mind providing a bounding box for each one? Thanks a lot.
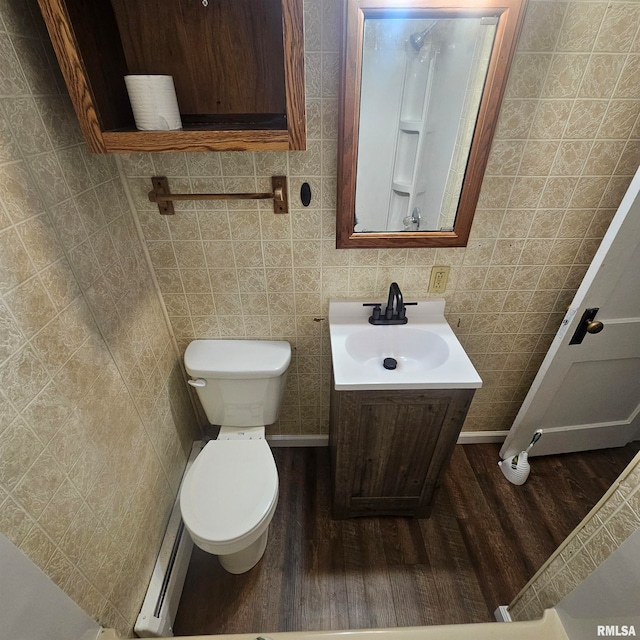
[329,384,475,518]
[37,0,306,153]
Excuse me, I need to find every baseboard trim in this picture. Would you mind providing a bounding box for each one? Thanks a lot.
[457,430,509,444]
[494,605,512,622]
[266,431,508,448]
[267,435,330,447]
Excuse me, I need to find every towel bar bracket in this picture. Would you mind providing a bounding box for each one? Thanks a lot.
[149,176,289,215]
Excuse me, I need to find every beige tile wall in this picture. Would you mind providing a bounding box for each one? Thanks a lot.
[0,1,197,635]
[509,449,640,620]
[123,0,640,437]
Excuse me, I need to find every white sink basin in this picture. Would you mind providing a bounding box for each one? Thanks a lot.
[329,299,482,390]
[345,327,450,370]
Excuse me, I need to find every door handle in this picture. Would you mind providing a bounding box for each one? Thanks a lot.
[569,308,603,345]
[586,320,604,334]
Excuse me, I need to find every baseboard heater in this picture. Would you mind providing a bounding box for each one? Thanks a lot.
[134,442,204,637]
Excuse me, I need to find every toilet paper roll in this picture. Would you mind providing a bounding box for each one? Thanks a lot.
[124,75,182,131]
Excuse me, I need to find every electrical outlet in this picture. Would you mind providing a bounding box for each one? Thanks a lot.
[429,266,450,294]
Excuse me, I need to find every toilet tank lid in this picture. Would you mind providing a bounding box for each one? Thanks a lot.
[184,339,292,379]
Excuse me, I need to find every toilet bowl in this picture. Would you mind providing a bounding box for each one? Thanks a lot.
[180,340,291,574]
[180,428,279,573]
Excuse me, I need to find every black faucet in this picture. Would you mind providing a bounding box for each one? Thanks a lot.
[386,282,404,320]
[364,282,417,325]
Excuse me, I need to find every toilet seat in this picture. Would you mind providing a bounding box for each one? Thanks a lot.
[180,439,278,555]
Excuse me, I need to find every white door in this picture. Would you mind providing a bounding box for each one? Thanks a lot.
[500,167,640,459]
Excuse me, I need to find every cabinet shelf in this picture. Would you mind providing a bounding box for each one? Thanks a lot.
[101,128,291,154]
[37,0,306,153]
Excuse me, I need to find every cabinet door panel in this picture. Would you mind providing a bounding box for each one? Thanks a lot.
[351,396,448,498]
[330,384,475,518]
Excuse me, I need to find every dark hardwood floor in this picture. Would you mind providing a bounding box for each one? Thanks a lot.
[174,442,640,635]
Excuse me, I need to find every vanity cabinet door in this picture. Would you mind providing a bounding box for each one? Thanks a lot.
[330,386,474,518]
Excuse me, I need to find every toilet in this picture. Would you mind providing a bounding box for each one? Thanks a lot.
[180,339,291,574]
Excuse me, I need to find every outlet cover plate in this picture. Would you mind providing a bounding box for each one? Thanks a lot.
[429,266,450,293]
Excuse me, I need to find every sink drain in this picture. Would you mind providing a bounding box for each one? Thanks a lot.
[383,357,397,370]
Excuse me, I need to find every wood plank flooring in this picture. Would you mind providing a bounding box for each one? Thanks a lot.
[174,442,640,636]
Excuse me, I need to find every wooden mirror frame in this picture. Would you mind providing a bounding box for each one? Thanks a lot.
[336,0,527,248]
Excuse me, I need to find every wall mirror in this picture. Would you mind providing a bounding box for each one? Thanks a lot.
[336,0,527,248]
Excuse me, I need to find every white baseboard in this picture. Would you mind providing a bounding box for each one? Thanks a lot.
[267,435,330,447]
[266,431,508,447]
[457,430,509,444]
[494,605,512,622]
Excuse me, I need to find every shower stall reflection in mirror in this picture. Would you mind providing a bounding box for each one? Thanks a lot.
[355,16,497,234]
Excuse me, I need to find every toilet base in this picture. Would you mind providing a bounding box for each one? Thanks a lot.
[218,528,269,574]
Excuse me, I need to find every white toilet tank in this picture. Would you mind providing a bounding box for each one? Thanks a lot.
[184,340,291,426]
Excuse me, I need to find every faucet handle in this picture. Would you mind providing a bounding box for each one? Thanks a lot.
[363,302,382,321]
[398,301,417,321]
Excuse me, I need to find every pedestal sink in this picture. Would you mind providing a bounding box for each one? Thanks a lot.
[329,299,482,390]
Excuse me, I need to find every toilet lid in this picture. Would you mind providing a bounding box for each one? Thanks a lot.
[180,440,278,544]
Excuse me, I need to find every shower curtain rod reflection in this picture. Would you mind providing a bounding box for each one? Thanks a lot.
[149,176,289,215]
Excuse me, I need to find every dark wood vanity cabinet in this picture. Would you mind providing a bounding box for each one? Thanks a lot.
[329,385,475,519]
[37,0,305,153]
